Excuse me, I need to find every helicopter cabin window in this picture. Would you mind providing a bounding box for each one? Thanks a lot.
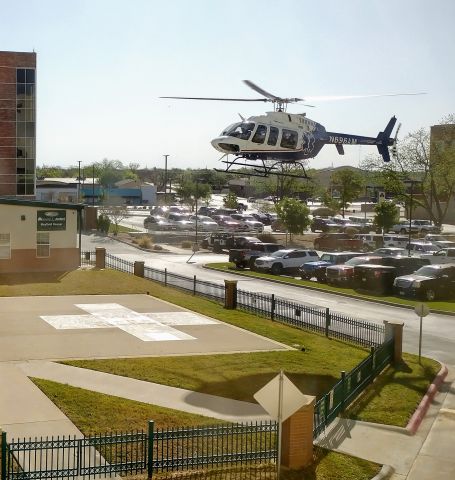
[267,127,279,146]
[252,125,267,144]
[223,122,255,141]
[280,129,298,149]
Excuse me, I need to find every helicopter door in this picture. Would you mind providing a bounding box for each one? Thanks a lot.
[267,126,279,146]
[251,124,267,144]
[280,129,298,149]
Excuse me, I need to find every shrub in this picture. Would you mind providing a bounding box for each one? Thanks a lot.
[257,233,277,243]
[181,240,193,249]
[152,244,163,251]
[137,236,153,249]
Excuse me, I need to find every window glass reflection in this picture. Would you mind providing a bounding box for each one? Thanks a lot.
[26,69,35,84]
[280,129,298,149]
[252,125,267,144]
[16,69,26,83]
[268,127,279,146]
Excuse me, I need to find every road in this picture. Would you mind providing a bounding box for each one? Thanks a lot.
[82,232,455,366]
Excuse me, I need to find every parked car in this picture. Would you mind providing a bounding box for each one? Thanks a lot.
[211,215,247,232]
[144,215,175,231]
[230,214,264,232]
[393,264,455,301]
[229,242,284,269]
[254,249,319,275]
[313,233,364,252]
[310,217,340,233]
[392,219,441,235]
[252,213,272,225]
[330,217,369,233]
[347,216,374,232]
[299,252,365,282]
[430,240,455,250]
[188,215,219,232]
[166,212,195,230]
[353,256,431,294]
[354,234,384,251]
[424,234,448,243]
[382,235,409,248]
[353,264,397,294]
[372,247,407,257]
[271,219,286,232]
[405,241,440,256]
[421,247,455,264]
[326,256,383,286]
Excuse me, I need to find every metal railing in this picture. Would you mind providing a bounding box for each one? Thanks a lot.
[1,421,277,480]
[96,252,385,348]
[313,338,394,438]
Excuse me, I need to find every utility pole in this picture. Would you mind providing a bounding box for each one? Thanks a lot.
[163,154,169,204]
[77,161,82,203]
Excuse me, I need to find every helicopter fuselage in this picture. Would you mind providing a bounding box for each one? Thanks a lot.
[211,111,395,162]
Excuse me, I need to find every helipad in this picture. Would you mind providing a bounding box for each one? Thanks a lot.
[0,294,289,361]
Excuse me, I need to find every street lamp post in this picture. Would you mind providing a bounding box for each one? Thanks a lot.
[163,154,169,204]
[404,179,422,257]
[77,161,82,203]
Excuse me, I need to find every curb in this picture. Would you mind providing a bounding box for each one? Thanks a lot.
[371,464,395,480]
[203,265,454,317]
[405,363,449,435]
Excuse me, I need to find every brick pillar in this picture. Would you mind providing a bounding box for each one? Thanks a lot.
[384,320,404,364]
[224,280,238,309]
[280,397,315,469]
[134,261,145,278]
[95,247,106,269]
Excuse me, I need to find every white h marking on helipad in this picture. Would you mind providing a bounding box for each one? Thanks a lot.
[40,303,217,342]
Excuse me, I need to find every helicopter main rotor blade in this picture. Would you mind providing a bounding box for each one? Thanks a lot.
[160,96,269,102]
[243,80,281,101]
[303,92,427,102]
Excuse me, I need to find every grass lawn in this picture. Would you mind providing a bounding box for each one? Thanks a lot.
[31,379,381,480]
[206,262,455,314]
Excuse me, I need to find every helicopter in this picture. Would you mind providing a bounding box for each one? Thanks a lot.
[161,80,422,178]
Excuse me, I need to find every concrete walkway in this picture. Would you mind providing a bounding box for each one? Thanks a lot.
[2,360,454,478]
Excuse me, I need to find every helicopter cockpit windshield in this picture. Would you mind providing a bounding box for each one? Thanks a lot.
[221,122,255,141]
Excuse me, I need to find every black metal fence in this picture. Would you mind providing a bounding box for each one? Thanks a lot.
[313,338,394,438]
[1,421,277,480]
[83,251,386,348]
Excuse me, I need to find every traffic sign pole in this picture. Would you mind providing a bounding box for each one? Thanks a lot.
[414,303,430,364]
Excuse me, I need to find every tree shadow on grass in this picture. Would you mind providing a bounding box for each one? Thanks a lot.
[184,372,338,410]
[0,271,70,286]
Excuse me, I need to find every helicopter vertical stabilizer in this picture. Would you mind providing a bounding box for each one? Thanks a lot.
[376,116,397,162]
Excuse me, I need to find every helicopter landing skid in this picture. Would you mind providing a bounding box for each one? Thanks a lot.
[214,155,310,179]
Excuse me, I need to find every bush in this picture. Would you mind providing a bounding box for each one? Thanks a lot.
[152,244,163,251]
[97,214,111,234]
[136,236,153,249]
[257,233,277,243]
[181,240,193,249]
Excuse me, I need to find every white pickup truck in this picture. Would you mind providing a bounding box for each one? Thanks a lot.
[421,248,455,264]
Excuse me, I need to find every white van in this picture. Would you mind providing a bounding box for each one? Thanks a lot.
[382,235,409,248]
[354,234,383,250]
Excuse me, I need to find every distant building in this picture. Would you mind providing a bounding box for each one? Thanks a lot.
[0,51,37,197]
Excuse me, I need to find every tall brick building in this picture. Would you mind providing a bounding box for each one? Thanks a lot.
[0,50,36,197]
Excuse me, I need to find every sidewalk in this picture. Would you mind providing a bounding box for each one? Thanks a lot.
[2,360,454,478]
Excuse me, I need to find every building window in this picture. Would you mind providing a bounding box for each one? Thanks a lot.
[36,232,50,258]
[0,234,11,259]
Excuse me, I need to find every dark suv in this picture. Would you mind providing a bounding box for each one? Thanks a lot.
[310,217,340,233]
[353,256,430,294]
[299,252,365,282]
[393,264,455,301]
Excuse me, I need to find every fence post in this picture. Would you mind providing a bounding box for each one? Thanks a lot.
[1,430,6,480]
[95,247,106,269]
[134,261,145,278]
[147,420,154,479]
[340,371,346,411]
[224,280,237,309]
[164,268,167,287]
[281,396,316,469]
[383,320,404,364]
[271,294,275,321]
[193,275,196,295]
[325,308,330,337]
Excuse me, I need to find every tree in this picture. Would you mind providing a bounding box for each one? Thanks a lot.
[175,175,211,211]
[360,115,455,226]
[101,205,128,235]
[223,191,238,209]
[373,201,399,235]
[275,197,311,235]
[328,168,364,217]
[95,159,125,189]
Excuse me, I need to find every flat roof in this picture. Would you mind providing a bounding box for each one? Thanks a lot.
[0,198,84,211]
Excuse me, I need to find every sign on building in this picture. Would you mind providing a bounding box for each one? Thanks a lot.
[37,210,67,231]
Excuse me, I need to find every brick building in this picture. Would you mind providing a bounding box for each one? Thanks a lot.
[0,50,36,197]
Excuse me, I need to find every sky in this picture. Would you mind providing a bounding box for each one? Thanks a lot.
[1,0,454,172]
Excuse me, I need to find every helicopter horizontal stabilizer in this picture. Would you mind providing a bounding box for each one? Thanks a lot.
[376,116,397,162]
